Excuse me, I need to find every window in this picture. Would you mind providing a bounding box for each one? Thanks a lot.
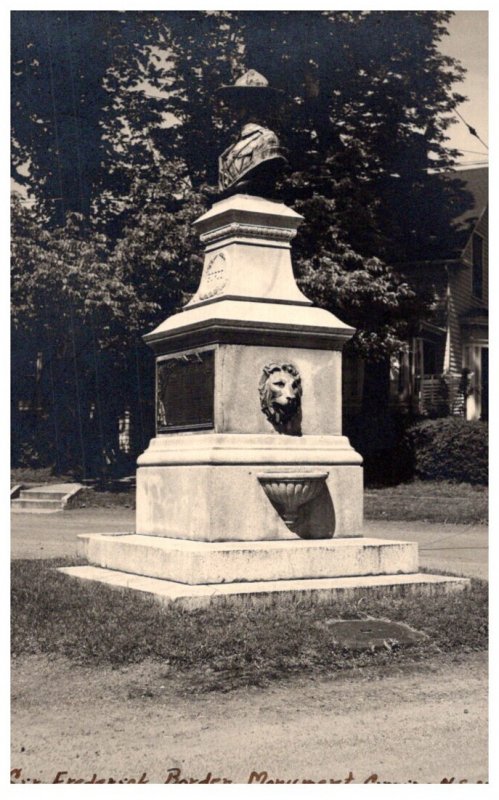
[422,339,437,375]
[472,234,483,299]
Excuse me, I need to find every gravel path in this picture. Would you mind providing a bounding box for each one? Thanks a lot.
[11,652,487,784]
[11,509,488,785]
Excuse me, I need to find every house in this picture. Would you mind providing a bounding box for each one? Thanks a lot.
[343,165,488,422]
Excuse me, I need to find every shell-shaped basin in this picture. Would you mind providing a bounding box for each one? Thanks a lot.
[257,472,329,527]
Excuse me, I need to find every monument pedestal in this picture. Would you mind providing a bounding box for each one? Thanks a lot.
[61,537,468,609]
[60,194,469,603]
[136,195,364,542]
[74,534,419,583]
[135,434,363,541]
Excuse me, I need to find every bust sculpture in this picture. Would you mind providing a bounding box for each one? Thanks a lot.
[216,69,287,197]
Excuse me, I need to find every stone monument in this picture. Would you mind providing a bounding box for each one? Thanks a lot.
[60,71,468,605]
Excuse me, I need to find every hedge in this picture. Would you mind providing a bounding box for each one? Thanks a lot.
[406,417,488,485]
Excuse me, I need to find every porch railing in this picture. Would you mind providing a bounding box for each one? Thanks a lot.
[418,372,465,416]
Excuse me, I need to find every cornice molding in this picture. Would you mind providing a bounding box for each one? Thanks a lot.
[200,222,297,246]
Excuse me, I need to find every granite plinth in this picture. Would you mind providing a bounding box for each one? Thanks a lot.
[77,534,418,585]
[59,532,469,608]
[58,565,470,610]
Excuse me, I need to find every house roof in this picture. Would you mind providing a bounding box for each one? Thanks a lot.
[447,166,488,233]
[399,165,488,264]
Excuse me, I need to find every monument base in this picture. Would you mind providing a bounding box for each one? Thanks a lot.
[58,533,469,609]
[136,434,363,541]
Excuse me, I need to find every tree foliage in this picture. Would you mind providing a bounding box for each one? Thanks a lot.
[11,195,155,474]
[11,10,471,472]
[90,10,469,352]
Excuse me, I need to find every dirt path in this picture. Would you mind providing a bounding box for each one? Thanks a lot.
[11,652,487,785]
[10,508,135,560]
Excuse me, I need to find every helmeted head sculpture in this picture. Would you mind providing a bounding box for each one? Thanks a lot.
[216,70,287,197]
[259,363,302,434]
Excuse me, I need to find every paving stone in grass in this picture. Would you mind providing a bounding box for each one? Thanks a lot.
[316,619,428,650]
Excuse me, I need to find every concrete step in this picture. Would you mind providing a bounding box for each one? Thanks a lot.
[11,482,82,513]
[58,565,470,610]
[10,484,23,500]
[11,498,64,513]
[19,490,68,500]
[78,534,419,585]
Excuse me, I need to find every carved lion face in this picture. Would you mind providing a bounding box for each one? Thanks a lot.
[259,363,302,429]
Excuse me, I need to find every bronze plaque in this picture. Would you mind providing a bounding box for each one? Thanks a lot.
[157,350,215,433]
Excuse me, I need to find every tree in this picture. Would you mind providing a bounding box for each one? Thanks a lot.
[12,11,472,473]
[11,195,154,474]
[102,9,469,473]
[98,10,468,354]
[13,11,119,224]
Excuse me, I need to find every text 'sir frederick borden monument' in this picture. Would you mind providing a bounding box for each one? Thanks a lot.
[61,71,468,604]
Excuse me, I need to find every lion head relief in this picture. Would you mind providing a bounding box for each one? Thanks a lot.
[259,363,302,434]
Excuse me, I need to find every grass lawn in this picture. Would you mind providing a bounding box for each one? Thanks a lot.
[71,488,135,509]
[364,480,487,525]
[11,558,487,693]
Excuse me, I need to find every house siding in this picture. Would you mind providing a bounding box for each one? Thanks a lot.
[446,208,488,373]
[341,168,488,424]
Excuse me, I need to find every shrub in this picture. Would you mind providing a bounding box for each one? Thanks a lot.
[344,411,414,486]
[406,418,488,484]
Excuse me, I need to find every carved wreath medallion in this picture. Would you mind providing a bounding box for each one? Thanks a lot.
[198,252,228,300]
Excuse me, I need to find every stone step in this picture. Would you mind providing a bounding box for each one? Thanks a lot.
[78,534,419,586]
[58,565,470,610]
[11,483,82,513]
[19,490,68,500]
[11,498,64,513]
[10,484,23,500]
